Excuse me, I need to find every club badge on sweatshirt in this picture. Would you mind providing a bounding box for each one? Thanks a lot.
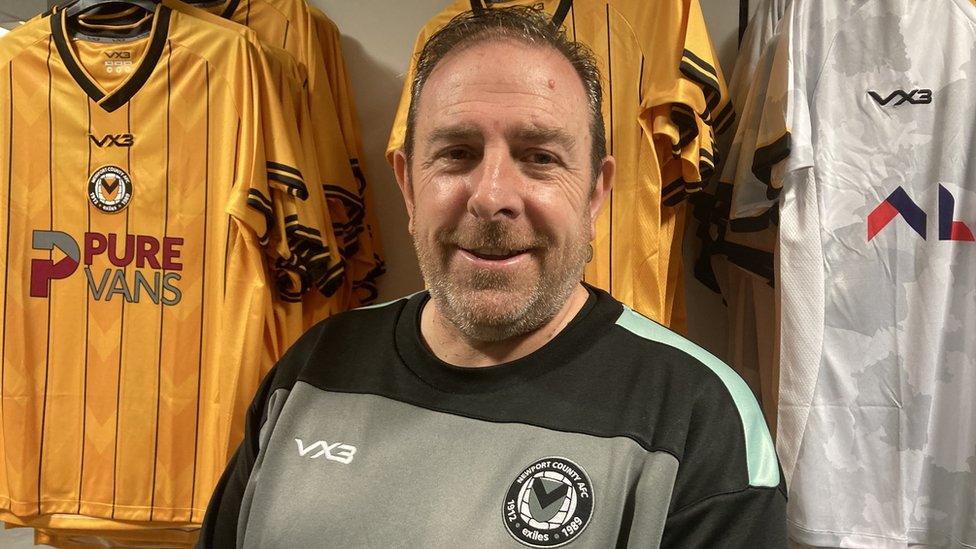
[503,457,594,547]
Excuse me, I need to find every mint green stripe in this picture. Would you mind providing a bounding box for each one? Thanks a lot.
[615,306,780,487]
[353,291,423,311]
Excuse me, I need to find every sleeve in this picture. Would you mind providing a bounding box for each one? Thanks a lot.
[297,9,390,309]
[727,0,789,121]
[718,25,785,225]
[384,5,462,164]
[659,488,788,547]
[658,361,788,548]
[721,0,828,225]
[637,0,731,205]
[385,22,430,164]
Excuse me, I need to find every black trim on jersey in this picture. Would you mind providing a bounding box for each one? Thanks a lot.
[751,132,791,186]
[550,0,573,28]
[75,14,154,42]
[685,178,706,192]
[149,39,173,520]
[111,90,136,520]
[729,206,779,233]
[246,189,274,244]
[671,105,699,150]
[663,178,684,198]
[682,48,719,83]
[714,102,735,135]
[267,161,302,178]
[679,50,721,113]
[323,184,365,209]
[266,162,307,199]
[38,36,55,515]
[471,0,574,33]
[663,190,687,207]
[77,88,93,515]
[51,11,103,102]
[266,172,308,200]
[700,147,715,164]
[280,213,344,298]
[721,241,774,284]
[739,0,749,46]
[219,0,242,19]
[192,64,213,518]
[51,5,172,113]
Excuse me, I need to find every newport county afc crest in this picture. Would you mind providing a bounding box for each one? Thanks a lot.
[503,457,594,547]
[88,165,132,213]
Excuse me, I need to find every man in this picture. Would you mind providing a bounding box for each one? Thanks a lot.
[199,6,787,547]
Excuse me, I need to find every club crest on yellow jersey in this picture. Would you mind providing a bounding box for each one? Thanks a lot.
[88,165,133,213]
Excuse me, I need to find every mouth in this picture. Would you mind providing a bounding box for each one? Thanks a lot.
[457,246,533,267]
[463,247,529,260]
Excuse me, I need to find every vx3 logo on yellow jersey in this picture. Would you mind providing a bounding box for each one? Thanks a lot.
[90,133,134,148]
[30,230,184,305]
[868,89,932,106]
[294,438,357,464]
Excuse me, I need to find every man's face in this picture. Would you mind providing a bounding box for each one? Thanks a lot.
[395,39,612,342]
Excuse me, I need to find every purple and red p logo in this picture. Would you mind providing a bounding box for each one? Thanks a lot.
[30,230,80,298]
[867,185,974,242]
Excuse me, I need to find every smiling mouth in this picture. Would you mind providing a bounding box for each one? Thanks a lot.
[460,247,530,261]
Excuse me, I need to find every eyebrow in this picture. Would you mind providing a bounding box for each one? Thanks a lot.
[425,124,482,147]
[506,126,577,152]
[425,123,577,151]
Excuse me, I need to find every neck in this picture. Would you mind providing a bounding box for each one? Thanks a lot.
[420,284,590,367]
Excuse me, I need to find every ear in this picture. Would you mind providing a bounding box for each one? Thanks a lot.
[393,148,416,234]
[587,155,615,238]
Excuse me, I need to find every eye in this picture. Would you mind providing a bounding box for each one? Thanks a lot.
[443,147,475,161]
[524,151,559,165]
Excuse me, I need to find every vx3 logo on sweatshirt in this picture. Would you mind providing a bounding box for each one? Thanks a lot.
[295,438,357,464]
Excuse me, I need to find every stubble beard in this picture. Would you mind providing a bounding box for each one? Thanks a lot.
[414,218,590,343]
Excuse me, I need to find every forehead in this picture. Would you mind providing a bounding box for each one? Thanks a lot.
[416,38,590,138]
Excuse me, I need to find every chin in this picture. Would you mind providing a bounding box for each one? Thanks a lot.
[435,281,554,342]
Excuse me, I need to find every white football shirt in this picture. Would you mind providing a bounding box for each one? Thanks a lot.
[729,0,976,545]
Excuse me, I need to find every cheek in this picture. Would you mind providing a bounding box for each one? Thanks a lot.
[523,187,590,242]
[412,177,469,235]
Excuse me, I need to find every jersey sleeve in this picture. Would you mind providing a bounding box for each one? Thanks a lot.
[658,356,788,547]
[636,0,731,205]
[718,27,784,225]
[385,5,463,163]
[385,24,429,164]
[298,7,387,309]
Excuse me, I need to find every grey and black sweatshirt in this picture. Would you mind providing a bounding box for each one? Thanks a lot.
[199,286,787,548]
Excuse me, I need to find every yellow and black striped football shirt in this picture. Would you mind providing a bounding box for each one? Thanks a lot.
[0,5,310,528]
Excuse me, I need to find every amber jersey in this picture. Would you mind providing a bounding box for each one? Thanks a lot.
[387,0,730,330]
[0,5,305,527]
[186,0,386,310]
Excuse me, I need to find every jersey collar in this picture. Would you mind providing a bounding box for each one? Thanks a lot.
[51,4,172,113]
[470,0,574,29]
[395,284,619,394]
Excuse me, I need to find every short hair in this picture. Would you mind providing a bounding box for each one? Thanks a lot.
[403,6,607,180]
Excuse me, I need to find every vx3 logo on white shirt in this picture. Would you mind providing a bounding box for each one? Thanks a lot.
[294,438,357,464]
[868,89,932,106]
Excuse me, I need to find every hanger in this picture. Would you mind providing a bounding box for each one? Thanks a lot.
[64,0,158,19]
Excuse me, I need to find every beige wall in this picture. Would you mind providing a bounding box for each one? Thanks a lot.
[312,0,745,358]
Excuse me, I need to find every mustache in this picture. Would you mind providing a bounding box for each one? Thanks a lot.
[438,221,550,251]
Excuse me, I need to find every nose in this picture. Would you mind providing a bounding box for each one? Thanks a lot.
[466,148,524,221]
